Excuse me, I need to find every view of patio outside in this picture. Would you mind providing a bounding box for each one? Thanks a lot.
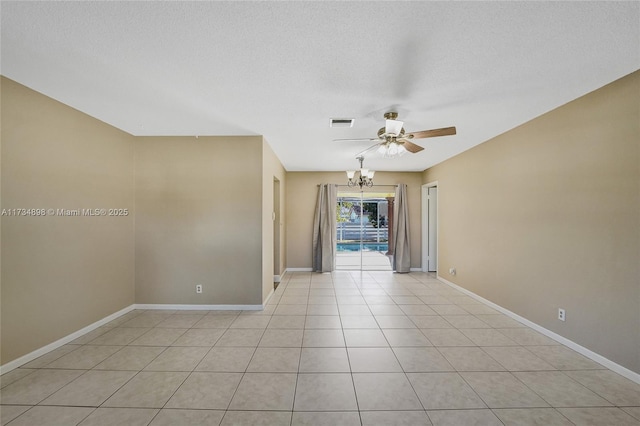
[336,195,393,271]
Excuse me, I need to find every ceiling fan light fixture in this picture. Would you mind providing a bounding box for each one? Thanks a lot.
[385,119,404,136]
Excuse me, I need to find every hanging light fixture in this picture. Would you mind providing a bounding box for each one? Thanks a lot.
[346,156,375,189]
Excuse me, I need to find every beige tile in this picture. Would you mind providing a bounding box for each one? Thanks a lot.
[221,411,292,426]
[493,408,574,425]
[348,347,402,372]
[365,296,395,305]
[292,411,361,426]
[527,345,603,370]
[557,407,640,425]
[308,296,337,305]
[383,329,432,347]
[375,315,417,329]
[409,316,454,329]
[0,369,84,404]
[430,305,468,315]
[196,347,255,372]
[420,329,473,346]
[165,372,242,409]
[156,314,204,328]
[399,304,438,316]
[1,369,35,389]
[46,345,122,369]
[215,329,264,347]
[130,328,187,346]
[229,373,297,410]
[274,304,308,315]
[336,296,367,305]
[294,373,358,411]
[305,315,342,329]
[103,371,189,408]
[42,370,136,406]
[247,347,301,372]
[498,328,560,346]
[419,295,452,305]
[343,329,388,347]
[120,314,166,328]
[310,288,335,297]
[78,408,158,426]
[482,346,556,371]
[353,373,422,410]
[408,372,486,409]
[171,328,225,346]
[565,369,640,406]
[279,296,309,305]
[94,346,164,371]
[70,327,111,344]
[475,314,526,328]
[461,372,549,408]
[149,409,225,426]
[0,405,30,426]
[20,345,81,369]
[338,305,374,316]
[442,315,490,328]
[307,304,339,315]
[360,410,432,425]
[623,407,640,421]
[368,304,405,315]
[230,315,271,329]
[267,315,306,329]
[144,346,209,371]
[393,347,454,372]
[259,329,304,347]
[88,327,150,345]
[303,329,345,347]
[459,328,518,346]
[193,315,237,328]
[427,409,502,426]
[438,347,506,371]
[340,315,379,329]
[6,406,93,426]
[515,371,612,407]
[299,347,351,373]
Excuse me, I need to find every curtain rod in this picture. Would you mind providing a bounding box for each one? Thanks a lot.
[317,184,399,187]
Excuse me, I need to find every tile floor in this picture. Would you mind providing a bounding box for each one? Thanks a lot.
[2,271,640,425]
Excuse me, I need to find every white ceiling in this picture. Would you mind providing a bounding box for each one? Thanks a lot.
[1,1,638,172]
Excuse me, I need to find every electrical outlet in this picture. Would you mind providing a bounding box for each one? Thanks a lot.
[196,285,203,294]
[558,308,566,321]
[449,267,456,276]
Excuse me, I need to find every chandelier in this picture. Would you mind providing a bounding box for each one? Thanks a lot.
[346,156,375,189]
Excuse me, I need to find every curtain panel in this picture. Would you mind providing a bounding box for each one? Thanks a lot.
[392,183,411,273]
[312,183,337,272]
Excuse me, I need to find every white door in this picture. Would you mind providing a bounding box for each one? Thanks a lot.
[427,186,438,272]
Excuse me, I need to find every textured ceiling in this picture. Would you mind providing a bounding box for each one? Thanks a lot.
[1,1,638,171]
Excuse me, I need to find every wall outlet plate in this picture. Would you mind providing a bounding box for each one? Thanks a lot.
[449,268,456,276]
[196,285,203,294]
[558,308,566,321]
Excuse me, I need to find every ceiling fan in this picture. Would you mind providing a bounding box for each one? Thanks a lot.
[334,112,456,158]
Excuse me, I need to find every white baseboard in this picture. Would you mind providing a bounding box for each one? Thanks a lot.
[437,276,640,385]
[135,303,262,311]
[0,304,136,375]
[286,267,313,272]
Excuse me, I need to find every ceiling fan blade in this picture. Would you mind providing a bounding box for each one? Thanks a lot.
[401,140,424,153]
[356,142,383,158]
[333,138,379,142]
[407,126,457,139]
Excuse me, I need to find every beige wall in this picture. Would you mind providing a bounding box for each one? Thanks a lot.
[424,71,640,374]
[134,136,264,305]
[262,140,286,302]
[1,77,135,364]
[286,171,423,270]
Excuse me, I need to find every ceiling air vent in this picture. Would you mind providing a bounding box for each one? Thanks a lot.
[329,118,355,128]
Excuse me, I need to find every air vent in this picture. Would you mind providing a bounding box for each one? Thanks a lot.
[329,118,355,128]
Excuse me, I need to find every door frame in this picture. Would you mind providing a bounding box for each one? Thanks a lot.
[421,181,439,272]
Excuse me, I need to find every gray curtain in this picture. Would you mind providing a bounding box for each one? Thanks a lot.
[392,184,411,273]
[312,184,337,272]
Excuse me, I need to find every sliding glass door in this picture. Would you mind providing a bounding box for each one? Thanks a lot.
[336,191,393,271]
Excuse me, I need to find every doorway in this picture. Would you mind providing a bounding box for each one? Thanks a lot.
[273,178,281,286]
[336,191,393,271]
[421,183,438,272]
